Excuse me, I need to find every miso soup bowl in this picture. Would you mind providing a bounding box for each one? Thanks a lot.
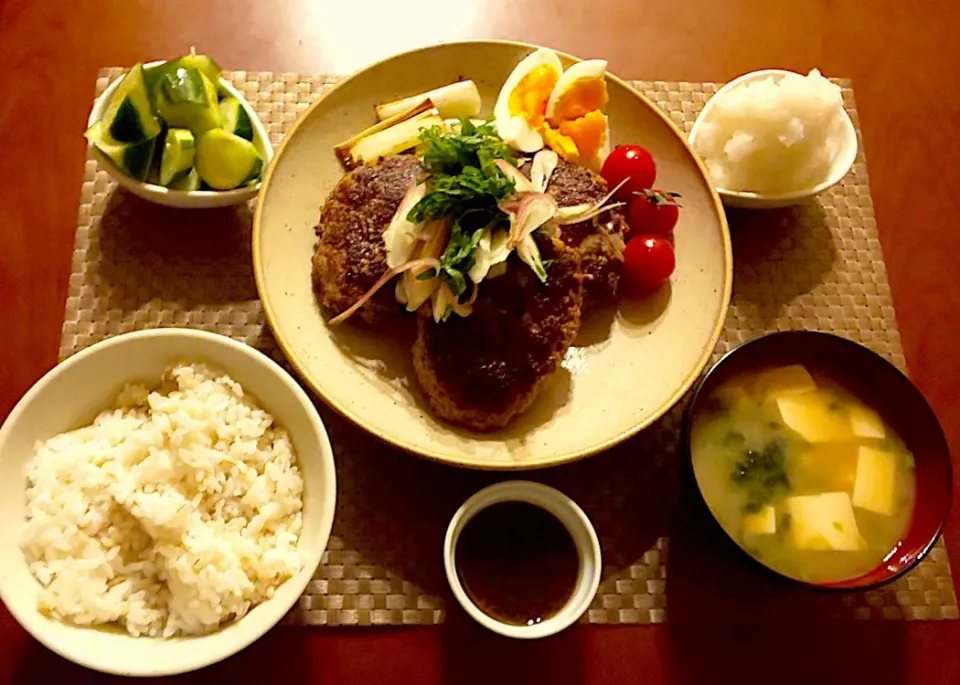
[682,331,953,590]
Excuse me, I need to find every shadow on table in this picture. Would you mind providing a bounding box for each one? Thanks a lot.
[10,624,314,684]
[438,611,587,685]
[319,410,495,597]
[324,405,681,603]
[727,200,836,327]
[97,189,257,309]
[543,423,681,571]
[662,486,909,684]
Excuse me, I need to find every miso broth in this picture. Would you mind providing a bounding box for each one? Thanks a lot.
[691,364,916,584]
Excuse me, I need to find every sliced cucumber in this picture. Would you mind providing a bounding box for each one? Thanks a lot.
[242,164,264,186]
[101,63,161,144]
[195,129,262,190]
[146,154,162,185]
[155,69,222,136]
[145,52,223,94]
[219,96,254,141]
[159,128,196,186]
[85,121,156,181]
[168,168,201,191]
[161,67,208,105]
[177,52,222,85]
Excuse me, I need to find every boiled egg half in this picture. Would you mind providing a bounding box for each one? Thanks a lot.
[543,60,610,171]
[493,48,564,153]
[495,51,611,170]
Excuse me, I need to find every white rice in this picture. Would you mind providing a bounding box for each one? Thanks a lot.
[21,363,304,638]
[693,69,845,194]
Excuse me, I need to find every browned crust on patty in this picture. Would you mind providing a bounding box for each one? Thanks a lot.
[412,237,582,431]
[540,160,628,309]
[312,155,423,324]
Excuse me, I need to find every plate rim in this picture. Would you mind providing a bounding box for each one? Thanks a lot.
[252,39,733,470]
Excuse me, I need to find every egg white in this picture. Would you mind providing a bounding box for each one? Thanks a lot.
[494,48,563,153]
[545,59,608,122]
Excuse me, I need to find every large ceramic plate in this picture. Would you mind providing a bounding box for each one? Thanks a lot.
[254,40,731,469]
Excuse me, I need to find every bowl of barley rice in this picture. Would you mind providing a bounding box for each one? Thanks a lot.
[0,328,336,676]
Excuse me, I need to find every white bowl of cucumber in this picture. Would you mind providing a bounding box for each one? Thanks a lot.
[86,53,273,209]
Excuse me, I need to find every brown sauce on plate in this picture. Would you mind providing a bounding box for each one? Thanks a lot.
[455,501,580,626]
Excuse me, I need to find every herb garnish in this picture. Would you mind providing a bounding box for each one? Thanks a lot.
[407,120,517,297]
[731,440,791,514]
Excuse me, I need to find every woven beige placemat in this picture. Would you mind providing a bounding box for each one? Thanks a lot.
[60,70,957,626]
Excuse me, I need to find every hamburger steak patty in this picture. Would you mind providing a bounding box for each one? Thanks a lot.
[413,236,583,431]
[542,160,628,309]
[312,155,422,324]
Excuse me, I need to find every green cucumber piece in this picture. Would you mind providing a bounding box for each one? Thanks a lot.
[178,53,222,85]
[85,121,157,181]
[146,151,162,185]
[195,129,262,190]
[168,168,201,191]
[245,157,264,185]
[155,70,222,136]
[218,96,254,141]
[159,128,196,186]
[161,67,208,105]
[145,52,223,94]
[101,63,161,144]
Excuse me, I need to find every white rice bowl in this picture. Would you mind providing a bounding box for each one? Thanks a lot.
[22,363,304,638]
[693,69,845,194]
[0,329,335,676]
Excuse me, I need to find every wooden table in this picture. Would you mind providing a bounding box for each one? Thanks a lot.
[1,1,958,682]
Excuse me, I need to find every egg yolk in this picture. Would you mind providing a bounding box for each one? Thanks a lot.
[549,77,609,125]
[542,124,579,161]
[541,77,609,168]
[508,65,559,129]
[559,110,608,159]
[543,110,608,170]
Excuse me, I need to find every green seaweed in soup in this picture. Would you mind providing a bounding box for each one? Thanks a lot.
[691,364,916,584]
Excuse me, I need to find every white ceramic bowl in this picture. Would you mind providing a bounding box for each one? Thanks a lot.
[689,69,858,209]
[0,329,336,676]
[87,61,274,208]
[443,481,601,639]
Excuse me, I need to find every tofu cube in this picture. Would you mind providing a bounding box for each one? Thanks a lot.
[785,492,865,551]
[757,365,817,398]
[743,506,777,535]
[852,445,897,516]
[796,442,859,490]
[776,392,853,443]
[849,404,886,440]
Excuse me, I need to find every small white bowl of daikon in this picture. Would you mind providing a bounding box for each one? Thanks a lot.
[689,69,858,209]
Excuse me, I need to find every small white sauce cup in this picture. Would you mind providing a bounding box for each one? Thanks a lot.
[443,481,602,639]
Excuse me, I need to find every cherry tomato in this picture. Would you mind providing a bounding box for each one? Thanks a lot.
[600,145,657,201]
[623,234,675,290]
[626,190,681,238]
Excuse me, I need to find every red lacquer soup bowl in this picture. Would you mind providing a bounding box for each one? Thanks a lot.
[683,331,953,590]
